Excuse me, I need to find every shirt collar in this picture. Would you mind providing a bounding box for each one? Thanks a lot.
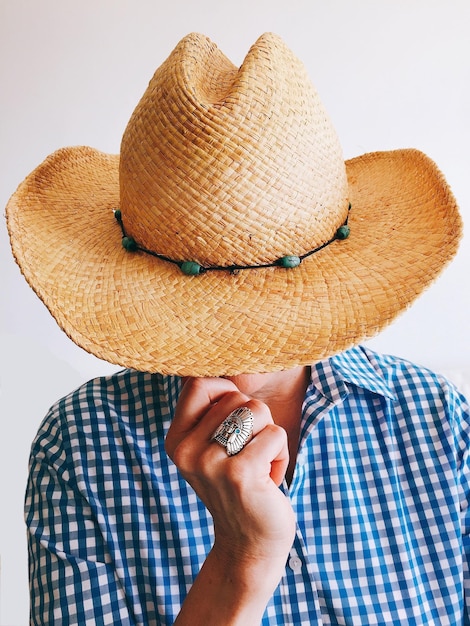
[314,345,397,402]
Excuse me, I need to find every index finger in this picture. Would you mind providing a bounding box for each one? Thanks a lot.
[167,377,241,443]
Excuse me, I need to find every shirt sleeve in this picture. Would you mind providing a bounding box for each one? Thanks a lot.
[454,386,470,624]
[25,407,136,626]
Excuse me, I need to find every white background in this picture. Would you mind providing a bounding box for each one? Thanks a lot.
[1,1,469,623]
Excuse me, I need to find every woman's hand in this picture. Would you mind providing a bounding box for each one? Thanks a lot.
[165,376,296,625]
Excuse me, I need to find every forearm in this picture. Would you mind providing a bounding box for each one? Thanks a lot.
[174,542,284,626]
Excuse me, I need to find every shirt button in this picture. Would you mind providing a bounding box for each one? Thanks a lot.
[288,556,303,573]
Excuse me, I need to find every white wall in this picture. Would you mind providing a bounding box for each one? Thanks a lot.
[1,1,469,623]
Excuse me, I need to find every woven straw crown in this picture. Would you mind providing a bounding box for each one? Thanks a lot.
[5,32,463,376]
[120,33,349,267]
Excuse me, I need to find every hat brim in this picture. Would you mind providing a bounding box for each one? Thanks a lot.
[6,146,462,376]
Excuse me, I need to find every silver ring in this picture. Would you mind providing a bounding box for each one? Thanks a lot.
[211,407,254,456]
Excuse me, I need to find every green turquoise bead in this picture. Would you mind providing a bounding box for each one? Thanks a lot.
[336,225,350,240]
[114,209,122,221]
[279,255,301,268]
[122,236,138,251]
[181,261,202,275]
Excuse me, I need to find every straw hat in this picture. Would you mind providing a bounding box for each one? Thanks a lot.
[6,32,462,376]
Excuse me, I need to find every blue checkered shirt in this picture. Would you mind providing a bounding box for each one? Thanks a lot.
[26,346,470,625]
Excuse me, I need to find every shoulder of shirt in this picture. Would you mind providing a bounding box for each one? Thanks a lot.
[323,345,467,406]
[43,368,182,426]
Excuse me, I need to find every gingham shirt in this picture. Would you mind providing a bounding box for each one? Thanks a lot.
[26,346,470,625]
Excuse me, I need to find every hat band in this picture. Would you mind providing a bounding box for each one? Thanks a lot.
[114,205,351,276]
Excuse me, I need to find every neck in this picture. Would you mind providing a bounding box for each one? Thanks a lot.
[225,365,309,410]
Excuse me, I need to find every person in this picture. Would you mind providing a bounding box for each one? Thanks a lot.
[6,32,469,625]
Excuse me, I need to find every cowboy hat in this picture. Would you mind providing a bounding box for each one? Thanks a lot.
[6,32,462,376]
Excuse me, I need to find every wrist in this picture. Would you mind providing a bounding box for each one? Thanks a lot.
[209,538,287,603]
